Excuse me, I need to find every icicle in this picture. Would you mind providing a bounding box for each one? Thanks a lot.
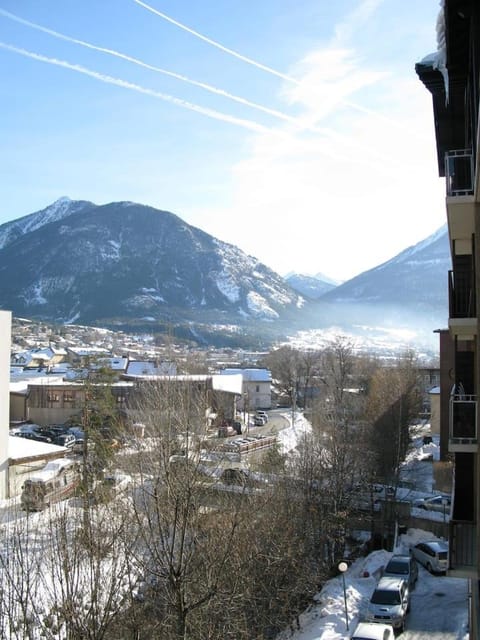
[434,0,449,105]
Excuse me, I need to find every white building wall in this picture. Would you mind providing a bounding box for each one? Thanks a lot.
[0,311,11,499]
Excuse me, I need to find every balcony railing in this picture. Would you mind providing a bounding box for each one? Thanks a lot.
[449,270,476,318]
[449,521,477,573]
[449,394,477,444]
[445,149,474,196]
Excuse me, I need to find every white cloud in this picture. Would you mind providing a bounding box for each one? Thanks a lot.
[198,26,445,282]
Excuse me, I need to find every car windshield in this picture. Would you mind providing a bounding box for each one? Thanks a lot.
[371,589,401,605]
[385,561,408,574]
[438,551,448,559]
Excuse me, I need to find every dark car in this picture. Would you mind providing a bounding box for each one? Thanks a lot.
[220,468,250,485]
[383,554,418,589]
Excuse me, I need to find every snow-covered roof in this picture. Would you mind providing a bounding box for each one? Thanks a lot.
[26,458,75,483]
[101,356,129,371]
[10,374,66,394]
[121,372,241,394]
[211,374,243,395]
[125,360,176,377]
[221,368,271,382]
[67,347,110,356]
[8,435,67,463]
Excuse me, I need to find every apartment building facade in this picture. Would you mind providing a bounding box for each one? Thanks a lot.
[416,1,480,637]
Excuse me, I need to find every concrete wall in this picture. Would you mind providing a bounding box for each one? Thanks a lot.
[0,311,11,499]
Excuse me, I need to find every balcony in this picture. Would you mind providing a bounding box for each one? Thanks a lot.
[446,149,474,196]
[448,269,477,337]
[448,521,477,578]
[445,149,476,243]
[449,394,478,452]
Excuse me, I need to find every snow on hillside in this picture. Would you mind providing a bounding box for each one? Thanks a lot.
[0,197,93,250]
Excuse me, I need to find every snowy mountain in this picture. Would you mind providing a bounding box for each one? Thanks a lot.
[319,225,450,312]
[284,273,337,299]
[0,200,303,330]
[0,197,95,251]
[0,199,451,348]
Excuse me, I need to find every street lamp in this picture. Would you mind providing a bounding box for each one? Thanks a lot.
[338,561,349,631]
[442,497,449,537]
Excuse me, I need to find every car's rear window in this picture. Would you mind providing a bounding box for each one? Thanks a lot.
[371,589,400,605]
[385,560,408,574]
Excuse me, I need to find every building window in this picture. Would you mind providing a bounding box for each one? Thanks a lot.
[256,385,260,393]
[47,392,60,402]
[63,392,75,403]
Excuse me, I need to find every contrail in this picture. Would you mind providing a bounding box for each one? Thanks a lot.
[0,42,272,134]
[0,8,396,161]
[0,8,295,124]
[133,0,425,137]
[133,0,295,84]
[1,42,393,168]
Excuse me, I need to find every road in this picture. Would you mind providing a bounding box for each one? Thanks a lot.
[401,565,468,639]
[243,408,290,437]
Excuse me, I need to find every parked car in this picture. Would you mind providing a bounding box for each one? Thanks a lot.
[383,554,418,589]
[366,576,410,631]
[256,410,269,422]
[253,415,266,426]
[413,495,451,513]
[16,431,53,444]
[68,426,85,440]
[410,540,448,573]
[220,468,250,485]
[350,622,395,640]
[102,472,132,494]
[54,433,76,448]
[10,424,42,437]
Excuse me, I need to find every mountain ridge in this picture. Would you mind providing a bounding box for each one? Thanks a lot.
[0,199,450,348]
[0,200,303,328]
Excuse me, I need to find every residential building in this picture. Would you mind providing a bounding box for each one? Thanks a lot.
[418,366,440,415]
[25,381,133,426]
[0,311,11,499]
[220,368,272,410]
[416,1,480,636]
[123,372,243,430]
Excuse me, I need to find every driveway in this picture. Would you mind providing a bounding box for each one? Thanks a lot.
[400,565,468,639]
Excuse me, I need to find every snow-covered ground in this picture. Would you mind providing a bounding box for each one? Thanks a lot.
[0,414,467,639]
[273,417,468,640]
[275,536,468,640]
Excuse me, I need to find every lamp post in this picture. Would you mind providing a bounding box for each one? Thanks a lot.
[338,561,349,631]
[442,497,449,537]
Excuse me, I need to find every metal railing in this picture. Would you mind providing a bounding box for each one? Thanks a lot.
[449,394,477,442]
[449,521,477,570]
[449,269,476,317]
[445,149,474,196]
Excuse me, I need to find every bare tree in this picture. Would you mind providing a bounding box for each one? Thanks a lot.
[124,379,250,639]
[0,497,133,640]
[366,350,423,484]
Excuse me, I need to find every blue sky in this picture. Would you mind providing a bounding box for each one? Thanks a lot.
[0,0,444,281]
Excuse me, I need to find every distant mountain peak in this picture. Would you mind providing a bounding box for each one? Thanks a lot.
[319,224,450,310]
[0,197,95,251]
[284,273,337,300]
